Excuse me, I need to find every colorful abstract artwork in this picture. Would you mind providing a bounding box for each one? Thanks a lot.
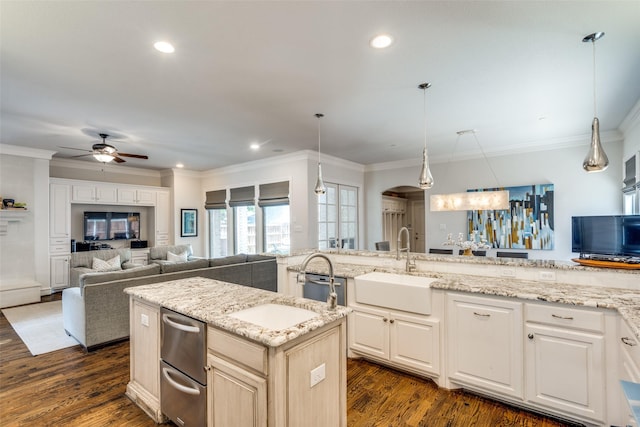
[467,184,554,250]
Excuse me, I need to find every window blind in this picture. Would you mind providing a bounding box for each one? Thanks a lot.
[258,181,289,207]
[204,189,226,209]
[228,186,255,207]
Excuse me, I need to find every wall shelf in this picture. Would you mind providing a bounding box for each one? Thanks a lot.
[0,210,29,236]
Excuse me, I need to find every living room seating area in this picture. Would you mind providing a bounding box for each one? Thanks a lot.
[62,245,278,350]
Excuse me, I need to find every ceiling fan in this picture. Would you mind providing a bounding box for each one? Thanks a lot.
[61,133,148,163]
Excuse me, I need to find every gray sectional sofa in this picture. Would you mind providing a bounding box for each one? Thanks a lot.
[62,245,277,350]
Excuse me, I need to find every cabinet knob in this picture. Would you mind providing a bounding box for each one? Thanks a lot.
[528,333,534,340]
[383,318,388,323]
[621,337,638,346]
[389,319,395,324]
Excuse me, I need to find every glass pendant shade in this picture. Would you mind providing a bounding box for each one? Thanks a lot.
[93,153,114,163]
[315,163,326,195]
[583,117,609,172]
[418,147,434,189]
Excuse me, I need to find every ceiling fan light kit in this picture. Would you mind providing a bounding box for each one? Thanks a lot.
[65,133,149,164]
[582,31,609,173]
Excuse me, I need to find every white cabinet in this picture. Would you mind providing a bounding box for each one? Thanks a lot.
[126,298,164,423]
[49,255,69,289]
[118,188,156,205]
[524,303,605,423]
[349,304,440,377]
[72,184,118,203]
[618,318,640,427]
[131,249,149,265]
[50,183,70,239]
[155,190,170,246]
[446,293,523,399]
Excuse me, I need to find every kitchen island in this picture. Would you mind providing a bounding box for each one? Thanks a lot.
[124,276,350,427]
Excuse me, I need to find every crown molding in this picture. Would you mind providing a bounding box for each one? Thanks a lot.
[619,98,640,135]
[49,157,162,178]
[0,144,56,160]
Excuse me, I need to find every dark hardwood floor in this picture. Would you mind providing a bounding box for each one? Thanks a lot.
[0,295,577,426]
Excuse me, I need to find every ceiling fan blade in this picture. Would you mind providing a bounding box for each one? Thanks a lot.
[60,146,92,152]
[113,156,126,163]
[70,153,92,158]
[117,152,148,159]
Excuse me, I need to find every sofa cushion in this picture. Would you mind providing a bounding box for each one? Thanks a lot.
[149,244,193,261]
[167,251,189,262]
[154,258,210,273]
[71,248,132,268]
[92,255,122,272]
[79,263,161,290]
[209,254,248,267]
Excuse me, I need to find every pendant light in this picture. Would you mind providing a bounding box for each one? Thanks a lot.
[418,83,434,189]
[314,113,326,195]
[582,31,609,173]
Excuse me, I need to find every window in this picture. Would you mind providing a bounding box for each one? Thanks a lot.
[259,181,290,254]
[318,183,358,250]
[229,186,256,255]
[206,189,228,257]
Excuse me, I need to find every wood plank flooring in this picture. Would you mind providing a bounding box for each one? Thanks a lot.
[0,296,578,427]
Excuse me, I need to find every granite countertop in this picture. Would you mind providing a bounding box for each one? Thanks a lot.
[124,277,351,347]
[292,261,640,340]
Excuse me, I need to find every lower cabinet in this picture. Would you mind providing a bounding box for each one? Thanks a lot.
[446,292,523,399]
[524,303,606,424]
[618,318,640,427]
[349,304,440,377]
[126,298,164,423]
[49,255,70,289]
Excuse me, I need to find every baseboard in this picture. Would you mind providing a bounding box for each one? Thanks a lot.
[0,286,41,308]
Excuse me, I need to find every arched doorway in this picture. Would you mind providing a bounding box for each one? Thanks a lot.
[381,186,425,253]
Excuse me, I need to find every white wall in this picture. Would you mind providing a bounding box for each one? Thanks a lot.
[172,169,206,255]
[365,140,623,261]
[621,99,640,160]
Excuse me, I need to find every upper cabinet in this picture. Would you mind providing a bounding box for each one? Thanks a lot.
[118,188,156,205]
[50,183,70,238]
[72,183,117,203]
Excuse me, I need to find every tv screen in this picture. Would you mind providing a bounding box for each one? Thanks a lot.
[571,215,640,256]
[84,212,140,241]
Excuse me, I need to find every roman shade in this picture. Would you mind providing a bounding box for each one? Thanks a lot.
[205,190,226,209]
[258,181,289,207]
[228,186,255,207]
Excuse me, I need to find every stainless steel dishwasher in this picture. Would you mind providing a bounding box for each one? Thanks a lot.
[303,273,347,306]
[160,307,207,427]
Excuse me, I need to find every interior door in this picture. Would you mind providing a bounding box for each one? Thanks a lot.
[410,200,425,253]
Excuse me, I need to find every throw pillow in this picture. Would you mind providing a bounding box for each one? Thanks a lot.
[167,251,188,262]
[92,255,122,272]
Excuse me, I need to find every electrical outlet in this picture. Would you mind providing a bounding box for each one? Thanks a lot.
[310,363,326,388]
[539,271,556,281]
[501,268,516,277]
[140,313,149,327]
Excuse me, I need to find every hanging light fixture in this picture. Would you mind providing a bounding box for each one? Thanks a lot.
[430,130,509,211]
[314,113,326,195]
[418,82,434,189]
[582,31,609,173]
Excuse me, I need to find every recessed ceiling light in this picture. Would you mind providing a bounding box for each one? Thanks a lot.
[370,34,393,49]
[154,41,175,53]
[176,163,184,168]
[250,142,260,151]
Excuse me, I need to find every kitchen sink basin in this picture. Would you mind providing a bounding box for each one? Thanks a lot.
[228,303,319,330]
[354,272,437,315]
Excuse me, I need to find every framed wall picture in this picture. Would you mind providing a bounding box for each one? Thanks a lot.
[181,209,198,237]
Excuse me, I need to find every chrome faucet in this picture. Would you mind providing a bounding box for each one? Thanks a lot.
[397,226,416,272]
[298,253,338,309]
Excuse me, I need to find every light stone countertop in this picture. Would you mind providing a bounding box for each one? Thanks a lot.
[291,261,640,340]
[124,277,351,348]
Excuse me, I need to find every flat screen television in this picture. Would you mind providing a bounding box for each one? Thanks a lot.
[84,212,140,241]
[571,215,640,256]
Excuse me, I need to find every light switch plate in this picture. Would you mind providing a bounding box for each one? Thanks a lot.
[310,363,326,388]
[141,313,149,327]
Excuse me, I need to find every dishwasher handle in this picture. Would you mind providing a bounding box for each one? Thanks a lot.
[162,313,201,334]
[162,367,201,396]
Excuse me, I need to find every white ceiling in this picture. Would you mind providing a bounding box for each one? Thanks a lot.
[2,1,639,171]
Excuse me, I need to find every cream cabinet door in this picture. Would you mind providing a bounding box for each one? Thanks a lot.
[525,323,605,422]
[155,191,170,246]
[447,293,523,398]
[49,255,69,289]
[390,312,440,375]
[349,305,389,360]
[49,183,70,238]
[95,185,117,203]
[131,299,161,400]
[72,184,96,202]
[208,354,267,427]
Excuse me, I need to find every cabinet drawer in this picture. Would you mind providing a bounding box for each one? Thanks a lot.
[208,327,267,376]
[525,303,604,333]
[50,237,69,246]
[50,244,70,254]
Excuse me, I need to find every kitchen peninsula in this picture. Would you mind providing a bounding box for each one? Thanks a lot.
[124,277,350,427]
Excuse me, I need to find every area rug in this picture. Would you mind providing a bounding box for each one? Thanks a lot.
[2,301,78,356]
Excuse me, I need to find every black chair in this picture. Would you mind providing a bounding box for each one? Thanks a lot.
[459,249,487,256]
[375,241,390,251]
[496,251,528,259]
[429,248,453,255]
